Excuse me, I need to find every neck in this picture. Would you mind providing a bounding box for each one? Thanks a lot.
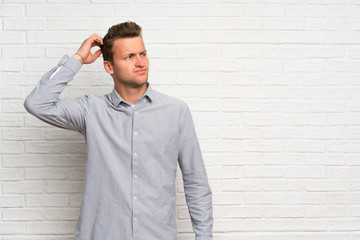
[114,83,148,105]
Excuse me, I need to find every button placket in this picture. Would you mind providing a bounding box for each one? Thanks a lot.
[132,108,140,239]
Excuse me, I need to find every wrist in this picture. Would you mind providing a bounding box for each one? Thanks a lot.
[72,52,84,64]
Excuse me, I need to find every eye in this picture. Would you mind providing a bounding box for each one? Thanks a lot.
[125,54,134,60]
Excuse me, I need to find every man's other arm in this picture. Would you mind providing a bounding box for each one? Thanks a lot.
[178,103,213,240]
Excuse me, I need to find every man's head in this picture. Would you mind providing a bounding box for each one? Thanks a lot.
[102,21,149,90]
[101,21,143,63]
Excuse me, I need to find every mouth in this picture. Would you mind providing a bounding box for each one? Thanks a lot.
[135,69,147,74]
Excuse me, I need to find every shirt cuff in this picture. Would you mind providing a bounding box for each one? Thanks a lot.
[62,55,82,74]
[195,236,212,240]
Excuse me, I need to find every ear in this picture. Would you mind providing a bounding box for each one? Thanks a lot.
[103,61,114,75]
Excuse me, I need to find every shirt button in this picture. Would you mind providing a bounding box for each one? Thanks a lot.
[134,131,138,136]
[134,196,138,200]
[134,218,137,221]
[134,153,138,157]
[134,174,138,178]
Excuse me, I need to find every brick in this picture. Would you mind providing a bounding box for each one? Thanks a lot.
[47,18,89,30]
[26,4,70,17]
[3,18,45,30]
[25,168,67,180]
[303,180,347,191]
[244,4,285,17]
[2,128,45,140]
[328,220,360,231]
[0,32,25,43]
[263,180,303,191]
[244,192,286,204]
[3,209,43,221]
[264,18,304,30]
[263,206,304,218]
[3,46,45,58]
[221,47,261,58]
[329,142,360,153]
[3,181,44,194]
[244,219,326,231]
[213,219,244,232]
[286,5,327,17]
[0,59,22,72]
[221,180,262,192]
[287,192,326,204]
[285,166,325,178]
[244,166,284,178]
[305,127,345,139]
[222,18,262,30]
[0,195,24,207]
[26,222,75,234]
[328,32,360,44]
[157,6,197,17]
[328,193,360,204]
[305,101,345,113]
[199,5,244,17]
[0,168,22,180]
[67,167,86,180]
[305,206,345,218]
[179,17,219,30]
[284,60,327,72]
[203,30,326,44]
[329,5,360,18]
[25,142,68,154]
[0,223,25,234]
[305,19,344,31]
[176,72,218,85]
[26,194,69,207]
[46,208,80,220]
[222,206,261,218]
[2,99,27,113]
[213,193,243,205]
[263,128,304,139]
[243,114,284,126]
[0,4,24,16]
[70,5,113,17]
[2,155,45,167]
[220,127,261,139]
[46,180,84,193]
[305,47,345,58]
[205,166,242,179]
[159,31,201,44]
[0,142,23,154]
[0,114,23,127]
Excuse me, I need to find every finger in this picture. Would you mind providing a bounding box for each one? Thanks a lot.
[89,33,103,45]
[93,49,102,59]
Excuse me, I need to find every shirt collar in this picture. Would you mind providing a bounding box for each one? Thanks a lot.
[109,82,154,107]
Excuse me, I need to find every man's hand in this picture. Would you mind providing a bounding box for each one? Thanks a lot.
[73,33,103,64]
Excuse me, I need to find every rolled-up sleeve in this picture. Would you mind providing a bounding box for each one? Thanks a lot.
[177,103,213,240]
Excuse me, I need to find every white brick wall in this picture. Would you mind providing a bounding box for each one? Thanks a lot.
[1,0,360,239]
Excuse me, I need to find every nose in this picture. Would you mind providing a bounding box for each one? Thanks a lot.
[135,55,144,67]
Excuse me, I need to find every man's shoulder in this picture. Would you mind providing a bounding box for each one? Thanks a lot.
[152,88,188,109]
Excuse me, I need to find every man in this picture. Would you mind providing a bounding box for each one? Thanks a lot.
[24,21,213,240]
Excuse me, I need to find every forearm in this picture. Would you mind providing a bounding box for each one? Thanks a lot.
[24,55,81,117]
[24,55,86,132]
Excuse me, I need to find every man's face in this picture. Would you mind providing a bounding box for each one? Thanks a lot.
[104,36,149,88]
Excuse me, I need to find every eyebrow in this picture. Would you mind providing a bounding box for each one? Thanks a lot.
[122,50,147,57]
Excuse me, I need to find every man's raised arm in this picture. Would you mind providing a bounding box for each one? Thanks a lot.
[24,34,103,133]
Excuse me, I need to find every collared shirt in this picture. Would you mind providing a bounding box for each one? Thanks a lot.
[24,55,213,240]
